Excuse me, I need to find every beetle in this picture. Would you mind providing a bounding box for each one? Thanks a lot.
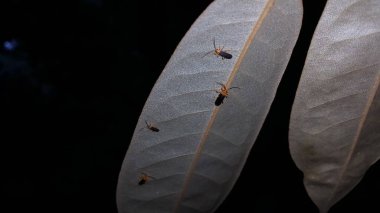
[203,38,232,60]
[145,120,159,132]
[215,82,240,106]
[138,172,154,185]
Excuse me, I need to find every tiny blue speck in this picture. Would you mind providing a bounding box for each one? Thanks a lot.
[3,39,18,51]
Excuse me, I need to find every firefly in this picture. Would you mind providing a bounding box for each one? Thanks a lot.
[203,38,232,60]
[145,120,159,132]
[138,172,154,185]
[215,82,240,106]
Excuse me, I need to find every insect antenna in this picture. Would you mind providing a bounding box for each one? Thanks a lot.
[213,37,217,50]
[216,82,225,87]
[202,50,214,58]
[137,120,152,132]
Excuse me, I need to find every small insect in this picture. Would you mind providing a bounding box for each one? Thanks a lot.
[203,38,233,60]
[145,120,159,132]
[215,82,240,106]
[138,172,154,185]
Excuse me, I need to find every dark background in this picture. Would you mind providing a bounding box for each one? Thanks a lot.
[1,0,379,212]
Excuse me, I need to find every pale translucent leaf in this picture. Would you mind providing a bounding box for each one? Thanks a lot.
[117,0,302,212]
[289,0,380,212]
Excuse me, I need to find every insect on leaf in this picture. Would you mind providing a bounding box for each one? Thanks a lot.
[117,0,303,212]
[289,0,380,212]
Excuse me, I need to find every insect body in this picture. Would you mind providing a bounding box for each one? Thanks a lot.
[203,38,232,60]
[138,173,154,185]
[145,120,159,132]
[215,82,240,106]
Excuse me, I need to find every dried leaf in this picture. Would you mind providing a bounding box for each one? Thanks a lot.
[289,0,380,212]
[117,0,302,212]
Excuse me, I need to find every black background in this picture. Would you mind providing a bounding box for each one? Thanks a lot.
[1,0,379,212]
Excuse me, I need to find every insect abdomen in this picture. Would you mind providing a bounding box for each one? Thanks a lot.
[138,179,146,185]
[220,51,232,59]
[215,94,225,106]
[150,127,159,132]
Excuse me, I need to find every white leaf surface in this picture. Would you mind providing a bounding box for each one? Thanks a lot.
[117,0,302,212]
[289,0,380,212]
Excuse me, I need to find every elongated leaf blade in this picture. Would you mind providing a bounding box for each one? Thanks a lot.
[117,0,302,212]
[289,0,380,212]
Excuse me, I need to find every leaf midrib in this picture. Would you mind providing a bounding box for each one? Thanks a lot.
[324,75,380,212]
[173,0,276,212]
